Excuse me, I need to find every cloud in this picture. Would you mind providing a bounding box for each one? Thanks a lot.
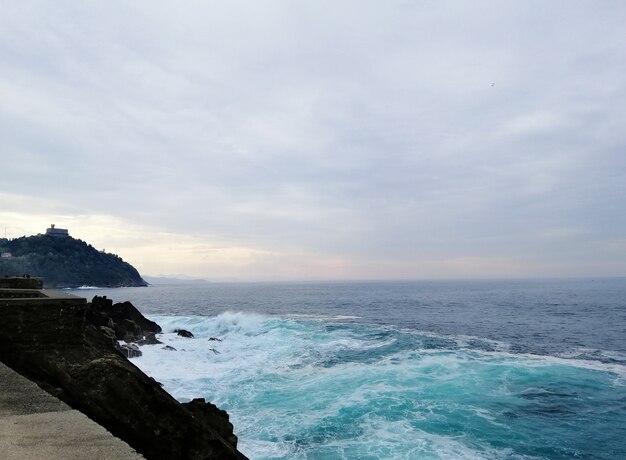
[1,1,625,279]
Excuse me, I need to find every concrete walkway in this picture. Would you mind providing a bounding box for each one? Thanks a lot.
[0,362,144,460]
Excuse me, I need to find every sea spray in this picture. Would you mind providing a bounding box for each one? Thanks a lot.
[135,312,626,459]
[76,279,626,459]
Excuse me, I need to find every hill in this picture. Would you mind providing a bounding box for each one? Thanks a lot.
[0,235,147,288]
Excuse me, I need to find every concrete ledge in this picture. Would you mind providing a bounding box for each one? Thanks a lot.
[0,362,144,460]
[0,289,86,306]
[0,278,43,290]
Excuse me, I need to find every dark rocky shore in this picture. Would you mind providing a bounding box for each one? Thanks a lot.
[0,288,247,460]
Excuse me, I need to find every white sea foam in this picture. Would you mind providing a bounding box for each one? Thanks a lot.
[139,313,626,391]
[287,313,362,321]
[390,325,626,379]
[132,312,626,459]
[399,327,512,353]
[475,349,626,378]
[556,347,626,364]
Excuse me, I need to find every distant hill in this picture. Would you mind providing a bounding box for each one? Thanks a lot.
[143,275,210,285]
[0,235,147,288]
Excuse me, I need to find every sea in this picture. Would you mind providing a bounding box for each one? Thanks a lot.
[70,278,626,460]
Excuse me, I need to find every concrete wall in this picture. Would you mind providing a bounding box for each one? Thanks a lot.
[0,277,44,289]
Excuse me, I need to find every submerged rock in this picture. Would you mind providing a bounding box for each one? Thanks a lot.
[175,329,194,338]
[136,333,162,346]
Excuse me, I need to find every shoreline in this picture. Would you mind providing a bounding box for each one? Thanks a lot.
[0,280,247,460]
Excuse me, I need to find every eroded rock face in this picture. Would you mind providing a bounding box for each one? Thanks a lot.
[0,299,247,460]
[87,296,162,342]
[118,342,142,358]
[85,296,164,357]
[183,398,239,448]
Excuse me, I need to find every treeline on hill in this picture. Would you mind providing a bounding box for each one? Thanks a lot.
[0,235,147,288]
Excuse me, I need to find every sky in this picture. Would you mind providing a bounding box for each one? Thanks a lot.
[1,0,625,281]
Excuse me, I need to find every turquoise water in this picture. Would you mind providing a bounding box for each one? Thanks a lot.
[77,279,626,459]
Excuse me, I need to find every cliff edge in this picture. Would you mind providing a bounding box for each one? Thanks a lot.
[0,288,247,460]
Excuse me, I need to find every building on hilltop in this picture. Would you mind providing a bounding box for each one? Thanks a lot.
[45,224,69,238]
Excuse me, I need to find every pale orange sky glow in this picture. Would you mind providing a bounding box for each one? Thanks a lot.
[1,1,625,281]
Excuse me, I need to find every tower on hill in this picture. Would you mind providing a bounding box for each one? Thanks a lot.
[45,224,69,238]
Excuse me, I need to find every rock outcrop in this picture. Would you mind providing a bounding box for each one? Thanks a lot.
[183,398,239,448]
[0,296,247,460]
[86,296,163,356]
[175,328,194,338]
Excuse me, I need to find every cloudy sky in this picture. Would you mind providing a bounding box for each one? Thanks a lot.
[1,1,625,280]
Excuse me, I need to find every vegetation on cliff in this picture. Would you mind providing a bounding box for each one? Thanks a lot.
[0,235,147,288]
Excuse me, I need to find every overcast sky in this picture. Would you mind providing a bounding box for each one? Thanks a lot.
[1,0,625,280]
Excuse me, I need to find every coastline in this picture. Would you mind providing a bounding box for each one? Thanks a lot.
[0,280,247,460]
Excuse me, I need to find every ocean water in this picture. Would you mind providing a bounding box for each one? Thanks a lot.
[74,279,626,459]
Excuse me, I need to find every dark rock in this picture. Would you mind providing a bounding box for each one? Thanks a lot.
[116,342,142,358]
[208,337,222,342]
[0,299,247,460]
[175,329,194,338]
[113,320,135,342]
[136,333,162,346]
[162,345,177,351]
[87,296,161,343]
[183,398,238,448]
[122,318,141,335]
[91,295,113,309]
[99,326,116,340]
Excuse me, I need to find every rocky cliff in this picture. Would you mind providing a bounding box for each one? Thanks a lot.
[0,294,247,460]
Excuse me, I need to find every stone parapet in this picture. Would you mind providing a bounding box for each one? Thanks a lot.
[0,277,44,289]
[0,288,86,306]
